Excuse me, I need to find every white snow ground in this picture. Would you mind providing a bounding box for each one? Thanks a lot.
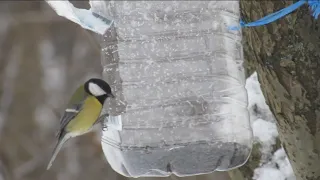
[246,72,295,180]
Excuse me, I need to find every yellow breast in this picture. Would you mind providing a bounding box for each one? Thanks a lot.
[66,96,102,134]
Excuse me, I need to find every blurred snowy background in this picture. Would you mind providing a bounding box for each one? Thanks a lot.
[0,1,294,180]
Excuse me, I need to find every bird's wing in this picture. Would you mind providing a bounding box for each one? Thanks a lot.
[57,103,83,135]
[56,85,88,139]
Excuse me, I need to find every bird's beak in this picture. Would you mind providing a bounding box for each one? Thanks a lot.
[108,93,115,98]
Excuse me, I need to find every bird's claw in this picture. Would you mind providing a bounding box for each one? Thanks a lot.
[101,120,108,131]
[102,125,108,131]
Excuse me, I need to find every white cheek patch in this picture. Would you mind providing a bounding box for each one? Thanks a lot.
[88,82,106,96]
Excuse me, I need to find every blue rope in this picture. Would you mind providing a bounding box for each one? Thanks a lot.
[229,0,320,30]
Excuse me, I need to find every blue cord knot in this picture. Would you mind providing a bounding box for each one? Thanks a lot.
[230,0,320,30]
[309,0,320,18]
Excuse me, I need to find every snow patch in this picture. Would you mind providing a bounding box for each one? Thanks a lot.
[246,72,275,123]
[254,167,286,180]
[246,72,295,180]
[254,148,295,180]
[252,119,278,155]
[246,72,278,160]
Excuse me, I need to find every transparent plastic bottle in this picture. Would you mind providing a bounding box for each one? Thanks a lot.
[92,1,253,177]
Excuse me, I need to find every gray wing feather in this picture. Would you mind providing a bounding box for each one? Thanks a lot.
[56,101,84,139]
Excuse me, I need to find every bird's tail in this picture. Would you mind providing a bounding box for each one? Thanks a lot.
[46,134,70,170]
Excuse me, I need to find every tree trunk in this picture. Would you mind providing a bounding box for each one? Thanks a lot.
[239,1,320,180]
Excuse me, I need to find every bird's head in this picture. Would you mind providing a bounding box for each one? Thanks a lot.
[84,78,115,102]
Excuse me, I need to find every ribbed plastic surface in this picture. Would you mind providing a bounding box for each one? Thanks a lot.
[94,1,253,177]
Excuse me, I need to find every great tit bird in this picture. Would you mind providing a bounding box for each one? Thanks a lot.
[46,78,115,170]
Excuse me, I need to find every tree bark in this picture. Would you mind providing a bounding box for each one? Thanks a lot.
[239,1,320,180]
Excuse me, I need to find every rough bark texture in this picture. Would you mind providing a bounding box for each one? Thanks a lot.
[240,1,320,180]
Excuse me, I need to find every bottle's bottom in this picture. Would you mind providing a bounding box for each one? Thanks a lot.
[110,141,251,178]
